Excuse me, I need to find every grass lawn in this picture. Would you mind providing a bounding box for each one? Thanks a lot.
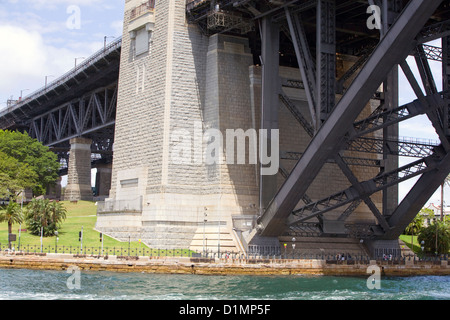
[399,234,420,253]
[0,201,148,252]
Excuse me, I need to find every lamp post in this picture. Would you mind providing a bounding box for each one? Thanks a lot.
[40,226,43,253]
[74,57,85,68]
[55,231,59,253]
[18,192,23,251]
[203,207,208,257]
[292,237,296,259]
[45,75,54,89]
[104,36,115,50]
[19,89,29,101]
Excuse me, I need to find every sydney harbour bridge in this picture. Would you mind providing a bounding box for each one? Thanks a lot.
[1,0,449,256]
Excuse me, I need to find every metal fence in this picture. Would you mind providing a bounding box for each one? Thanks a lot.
[0,244,198,258]
[1,243,448,262]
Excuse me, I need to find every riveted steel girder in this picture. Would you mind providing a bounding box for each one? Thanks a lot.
[257,0,445,237]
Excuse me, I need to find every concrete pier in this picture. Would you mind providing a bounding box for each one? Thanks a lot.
[64,137,93,201]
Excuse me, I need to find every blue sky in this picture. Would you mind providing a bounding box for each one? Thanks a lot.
[0,0,124,105]
[0,1,447,207]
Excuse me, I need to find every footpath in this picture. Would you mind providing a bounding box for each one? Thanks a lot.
[0,252,449,276]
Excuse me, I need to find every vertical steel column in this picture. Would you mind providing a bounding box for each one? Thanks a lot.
[259,16,280,210]
[316,0,336,125]
[381,0,401,217]
[444,36,450,136]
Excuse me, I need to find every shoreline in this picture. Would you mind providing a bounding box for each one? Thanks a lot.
[1,253,449,277]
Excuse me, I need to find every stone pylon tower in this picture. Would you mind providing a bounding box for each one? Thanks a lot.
[96,0,259,252]
[96,0,388,255]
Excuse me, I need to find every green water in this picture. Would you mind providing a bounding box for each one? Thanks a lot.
[0,268,448,300]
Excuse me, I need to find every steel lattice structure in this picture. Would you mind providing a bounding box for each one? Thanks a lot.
[0,0,449,254]
[187,0,450,249]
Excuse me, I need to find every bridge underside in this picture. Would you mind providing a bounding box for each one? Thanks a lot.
[188,0,450,255]
[0,39,121,192]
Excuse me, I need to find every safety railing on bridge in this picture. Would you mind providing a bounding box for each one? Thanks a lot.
[0,37,122,117]
[130,0,155,20]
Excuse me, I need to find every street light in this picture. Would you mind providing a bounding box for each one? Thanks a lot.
[19,89,29,101]
[292,237,296,258]
[203,207,208,257]
[74,57,85,68]
[104,36,115,50]
[45,75,54,88]
[55,231,59,253]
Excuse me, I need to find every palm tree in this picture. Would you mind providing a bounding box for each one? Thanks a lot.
[25,198,66,237]
[0,201,23,249]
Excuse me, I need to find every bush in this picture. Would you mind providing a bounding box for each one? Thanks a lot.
[25,198,67,237]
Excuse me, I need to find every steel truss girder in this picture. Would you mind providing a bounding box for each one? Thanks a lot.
[287,151,442,226]
[279,92,314,137]
[257,0,445,237]
[28,83,117,147]
[350,93,446,139]
[346,137,439,158]
[384,151,450,239]
[281,150,382,168]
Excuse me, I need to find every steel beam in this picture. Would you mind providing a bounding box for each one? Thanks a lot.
[384,150,450,239]
[316,0,336,124]
[284,7,317,130]
[257,0,444,237]
[259,15,280,210]
[287,154,439,226]
[28,83,117,147]
[444,36,450,136]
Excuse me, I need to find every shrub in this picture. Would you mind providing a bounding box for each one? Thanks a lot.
[25,198,67,237]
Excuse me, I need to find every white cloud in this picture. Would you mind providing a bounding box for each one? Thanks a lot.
[0,25,95,103]
[110,19,124,36]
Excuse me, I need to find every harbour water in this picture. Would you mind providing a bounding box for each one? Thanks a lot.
[0,268,449,300]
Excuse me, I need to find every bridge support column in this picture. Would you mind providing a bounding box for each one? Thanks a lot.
[64,137,93,201]
[46,176,62,200]
[259,15,280,211]
[95,164,112,199]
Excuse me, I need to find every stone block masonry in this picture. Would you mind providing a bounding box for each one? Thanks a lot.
[64,138,93,201]
[97,0,392,254]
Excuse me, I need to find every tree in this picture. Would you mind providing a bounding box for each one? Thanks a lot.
[0,130,59,197]
[0,151,38,200]
[418,220,450,255]
[0,202,23,249]
[25,198,67,237]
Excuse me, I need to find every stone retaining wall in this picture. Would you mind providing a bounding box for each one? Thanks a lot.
[0,253,448,276]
